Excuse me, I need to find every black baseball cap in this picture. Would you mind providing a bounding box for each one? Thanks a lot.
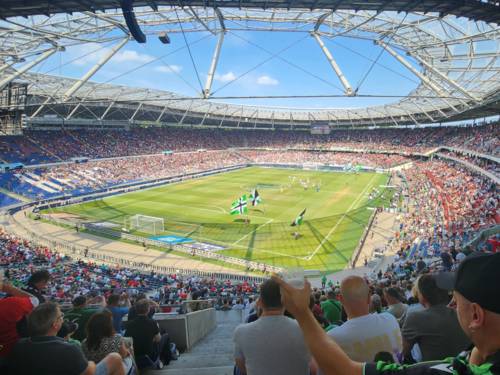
[435,252,500,314]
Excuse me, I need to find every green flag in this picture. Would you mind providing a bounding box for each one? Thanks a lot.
[230,195,248,215]
[291,208,306,226]
[250,189,262,207]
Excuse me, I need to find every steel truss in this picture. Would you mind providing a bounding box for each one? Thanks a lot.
[0,7,498,127]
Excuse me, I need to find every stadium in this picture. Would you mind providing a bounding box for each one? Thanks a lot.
[0,1,499,374]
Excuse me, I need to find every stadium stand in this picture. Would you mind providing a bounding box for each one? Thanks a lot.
[0,122,498,164]
[1,2,499,372]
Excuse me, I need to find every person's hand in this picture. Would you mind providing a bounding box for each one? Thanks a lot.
[271,275,312,319]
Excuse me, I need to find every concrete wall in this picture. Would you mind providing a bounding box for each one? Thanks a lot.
[186,308,217,349]
[154,308,217,351]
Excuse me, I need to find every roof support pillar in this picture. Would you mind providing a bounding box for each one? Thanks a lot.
[156,104,169,123]
[312,32,354,96]
[66,102,81,120]
[203,31,225,99]
[130,102,143,121]
[0,48,59,90]
[0,59,23,75]
[179,101,193,125]
[411,54,479,102]
[376,40,459,111]
[199,104,211,126]
[30,97,52,119]
[413,102,435,122]
[63,37,129,100]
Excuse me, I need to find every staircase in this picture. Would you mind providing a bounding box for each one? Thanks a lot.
[148,310,243,375]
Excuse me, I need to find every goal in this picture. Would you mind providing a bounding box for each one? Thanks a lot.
[128,214,164,235]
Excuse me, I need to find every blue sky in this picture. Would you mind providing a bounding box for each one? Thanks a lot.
[35,23,421,109]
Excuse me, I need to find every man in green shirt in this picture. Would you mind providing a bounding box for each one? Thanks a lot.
[321,275,327,289]
[320,289,342,325]
[273,252,500,375]
[64,296,102,341]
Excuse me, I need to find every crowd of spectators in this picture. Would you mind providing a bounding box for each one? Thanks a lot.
[256,248,500,375]
[0,121,497,165]
[399,160,498,252]
[1,150,413,201]
[0,221,265,373]
[240,150,411,169]
[439,150,500,179]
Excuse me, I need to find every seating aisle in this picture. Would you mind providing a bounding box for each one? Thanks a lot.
[150,310,243,375]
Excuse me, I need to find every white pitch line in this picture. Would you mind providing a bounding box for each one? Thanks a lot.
[232,218,274,245]
[304,175,377,261]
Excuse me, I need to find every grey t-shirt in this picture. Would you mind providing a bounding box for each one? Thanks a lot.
[233,315,310,375]
[402,304,471,361]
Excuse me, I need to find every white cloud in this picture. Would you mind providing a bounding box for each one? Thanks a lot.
[154,64,183,74]
[69,43,154,66]
[256,75,279,86]
[214,71,236,82]
[113,50,155,64]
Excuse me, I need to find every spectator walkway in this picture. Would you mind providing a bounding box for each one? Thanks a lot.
[148,310,243,375]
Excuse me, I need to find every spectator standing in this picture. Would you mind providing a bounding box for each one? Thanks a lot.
[233,278,311,375]
[401,274,470,362]
[23,269,50,303]
[320,289,342,325]
[271,252,500,375]
[0,280,38,364]
[107,293,130,333]
[320,276,402,364]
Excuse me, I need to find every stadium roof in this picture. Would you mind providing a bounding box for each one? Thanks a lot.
[1,3,499,127]
[1,0,499,24]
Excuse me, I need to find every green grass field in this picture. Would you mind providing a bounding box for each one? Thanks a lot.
[46,167,391,272]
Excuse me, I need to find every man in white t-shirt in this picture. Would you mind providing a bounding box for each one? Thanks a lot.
[316,276,402,372]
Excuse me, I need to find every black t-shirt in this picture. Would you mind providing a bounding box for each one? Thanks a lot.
[127,305,155,321]
[22,286,45,303]
[124,315,159,358]
[9,336,88,375]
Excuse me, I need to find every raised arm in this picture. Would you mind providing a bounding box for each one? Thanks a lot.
[272,276,363,375]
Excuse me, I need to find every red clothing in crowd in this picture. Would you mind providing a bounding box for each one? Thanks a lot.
[488,238,500,253]
[0,297,36,358]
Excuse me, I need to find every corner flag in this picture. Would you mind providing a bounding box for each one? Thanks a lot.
[291,209,306,226]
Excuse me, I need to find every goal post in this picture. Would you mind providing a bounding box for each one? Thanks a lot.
[127,214,164,235]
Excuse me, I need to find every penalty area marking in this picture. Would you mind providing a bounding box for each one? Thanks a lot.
[303,174,377,261]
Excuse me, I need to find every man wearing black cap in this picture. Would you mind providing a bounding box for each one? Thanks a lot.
[273,252,500,375]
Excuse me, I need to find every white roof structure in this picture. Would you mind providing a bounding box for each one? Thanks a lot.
[1,6,499,127]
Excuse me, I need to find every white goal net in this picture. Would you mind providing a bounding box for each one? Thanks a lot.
[128,214,164,235]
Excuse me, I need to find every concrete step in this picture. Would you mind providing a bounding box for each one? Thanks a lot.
[146,310,243,375]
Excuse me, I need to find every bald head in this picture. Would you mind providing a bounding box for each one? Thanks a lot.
[340,276,371,319]
[340,276,369,302]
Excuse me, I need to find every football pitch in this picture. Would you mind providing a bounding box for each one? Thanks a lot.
[46,167,391,272]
